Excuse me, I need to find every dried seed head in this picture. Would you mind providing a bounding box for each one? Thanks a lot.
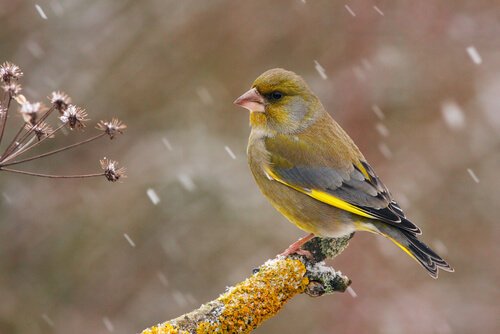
[49,91,71,113]
[25,121,55,140]
[2,82,21,96]
[0,62,23,83]
[59,104,89,130]
[19,100,46,125]
[100,158,126,182]
[96,118,127,139]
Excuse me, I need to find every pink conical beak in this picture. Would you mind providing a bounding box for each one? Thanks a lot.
[234,87,265,112]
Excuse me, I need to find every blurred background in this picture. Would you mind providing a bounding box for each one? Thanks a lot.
[1,1,499,333]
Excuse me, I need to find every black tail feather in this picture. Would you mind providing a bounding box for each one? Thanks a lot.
[402,230,454,278]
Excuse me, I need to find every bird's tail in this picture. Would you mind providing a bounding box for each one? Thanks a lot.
[356,222,454,278]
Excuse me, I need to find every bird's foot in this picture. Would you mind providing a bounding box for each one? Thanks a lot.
[279,233,315,260]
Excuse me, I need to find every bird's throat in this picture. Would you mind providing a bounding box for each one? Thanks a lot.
[249,111,267,128]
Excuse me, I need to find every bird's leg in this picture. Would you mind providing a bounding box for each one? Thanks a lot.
[279,233,315,258]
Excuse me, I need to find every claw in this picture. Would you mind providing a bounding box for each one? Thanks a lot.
[278,233,315,259]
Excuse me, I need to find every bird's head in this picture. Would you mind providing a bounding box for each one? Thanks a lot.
[234,68,321,135]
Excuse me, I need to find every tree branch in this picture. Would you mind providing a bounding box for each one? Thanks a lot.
[140,234,353,334]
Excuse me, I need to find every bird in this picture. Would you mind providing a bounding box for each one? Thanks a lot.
[234,68,453,278]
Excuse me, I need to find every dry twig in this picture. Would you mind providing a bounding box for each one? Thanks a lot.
[0,61,126,181]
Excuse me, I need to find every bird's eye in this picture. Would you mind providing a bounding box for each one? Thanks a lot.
[270,91,283,100]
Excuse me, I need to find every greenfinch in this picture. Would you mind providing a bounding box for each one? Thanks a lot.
[234,68,453,278]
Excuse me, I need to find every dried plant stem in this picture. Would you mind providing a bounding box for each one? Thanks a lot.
[0,95,12,148]
[0,61,126,182]
[10,136,37,159]
[0,167,104,178]
[1,106,55,158]
[1,123,27,158]
[1,124,65,163]
[0,132,106,167]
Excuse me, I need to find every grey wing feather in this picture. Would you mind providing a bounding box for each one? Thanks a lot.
[274,162,422,235]
[276,165,387,207]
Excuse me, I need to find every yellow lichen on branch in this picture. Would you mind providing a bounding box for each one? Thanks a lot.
[142,258,308,334]
[140,235,352,334]
[142,323,189,334]
[198,258,309,333]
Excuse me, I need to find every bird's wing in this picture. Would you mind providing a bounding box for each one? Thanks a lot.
[264,135,421,235]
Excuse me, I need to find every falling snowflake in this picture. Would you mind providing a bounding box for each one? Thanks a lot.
[102,317,114,332]
[466,168,479,183]
[373,5,384,16]
[314,60,327,80]
[41,314,54,327]
[346,286,358,298]
[372,105,385,119]
[146,188,161,205]
[196,86,213,105]
[344,4,356,17]
[224,145,236,159]
[178,174,196,192]
[466,46,482,65]
[123,233,136,247]
[378,142,392,159]
[35,4,48,19]
[375,122,389,137]
[441,100,465,130]
[162,137,173,151]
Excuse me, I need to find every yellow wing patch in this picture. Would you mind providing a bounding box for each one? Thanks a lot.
[309,189,375,218]
[354,161,370,180]
[265,167,376,220]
